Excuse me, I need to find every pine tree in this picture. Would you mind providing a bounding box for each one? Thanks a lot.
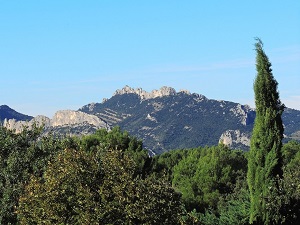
[247,38,285,225]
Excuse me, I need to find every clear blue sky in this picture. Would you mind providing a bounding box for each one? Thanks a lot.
[1,1,299,117]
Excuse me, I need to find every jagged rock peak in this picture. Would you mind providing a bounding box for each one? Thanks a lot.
[179,89,191,95]
[113,85,180,100]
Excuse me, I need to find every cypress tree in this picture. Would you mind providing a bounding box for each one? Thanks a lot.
[247,38,285,225]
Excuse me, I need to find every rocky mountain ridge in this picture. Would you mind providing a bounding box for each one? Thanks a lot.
[80,86,300,154]
[112,85,191,100]
[80,86,258,153]
[2,86,300,154]
[3,110,109,134]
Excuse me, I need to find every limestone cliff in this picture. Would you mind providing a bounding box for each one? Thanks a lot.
[4,110,109,134]
[230,104,255,126]
[51,110,107,128]
[114,85,177,100]
[3,115,50,133]
[219,130,251,148]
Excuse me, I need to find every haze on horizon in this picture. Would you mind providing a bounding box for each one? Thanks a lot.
[0,1,299,117]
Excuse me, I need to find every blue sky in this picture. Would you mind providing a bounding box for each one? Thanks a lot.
[1,1,299,117]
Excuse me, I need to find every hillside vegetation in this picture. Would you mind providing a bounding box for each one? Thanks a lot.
[0,125,299,224]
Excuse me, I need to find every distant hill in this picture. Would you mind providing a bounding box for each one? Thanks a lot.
[0,105,33,122]
[3,86,300,155]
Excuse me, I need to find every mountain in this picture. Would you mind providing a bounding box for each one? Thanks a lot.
[79,86,300,154]
[80,86,257,153]
[0,105,33,122]
[2,86,300,154]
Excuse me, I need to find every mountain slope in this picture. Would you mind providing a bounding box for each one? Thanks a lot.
[80,86,257,154]
[80,86,300,154]
[0,105,33,122]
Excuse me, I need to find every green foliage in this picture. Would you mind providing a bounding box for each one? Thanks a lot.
[172,147,203,211]
[148,148,189,181]
[277,141,300,224]
[80,126,148,175]
[80,126,143,152]
[173,145,247,213]
[282,140,300,165]
[181,174,251,225]
[199,189,250,225]
[99,150,184,224]
[0,125,70,224]
[17,135,184,224]
[17,148,102,224]
[218,178,250,225]
[247,38,285,224]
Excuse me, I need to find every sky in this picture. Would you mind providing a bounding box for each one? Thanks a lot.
[0,1,299,117]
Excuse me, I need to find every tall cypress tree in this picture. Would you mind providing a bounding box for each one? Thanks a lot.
[247,38,285,225]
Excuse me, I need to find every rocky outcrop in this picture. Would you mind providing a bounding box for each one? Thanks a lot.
[219,130,251,148]
[3,110,109,133]
[114,85,177,100]
[51,110,107,128]
[3,115,50,133]
[230,104,255,125]
[3,119,26,133]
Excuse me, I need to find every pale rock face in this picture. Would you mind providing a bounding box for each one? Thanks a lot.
[150,86,176,98]
[4,110,109,133]
[51,110,107,128]
[33,115,51,127]
[3,119,26,133]
[146,114,157,122]
[3,115,51,133]
[179,89,191,95]
[114,85,178,100]
[230,104,254,125]
[220,129,251,147]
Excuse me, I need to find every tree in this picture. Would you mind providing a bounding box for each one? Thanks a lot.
[80,127,148,176]
[279,141,300,224]
[17,147,184,225]
[247,38,285,224]
[0,125,70,224]
[17,148,102,225]
[148,148,189,181]
[173,145,247,213]
[97,149,184,225]
[218,177,250,225]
